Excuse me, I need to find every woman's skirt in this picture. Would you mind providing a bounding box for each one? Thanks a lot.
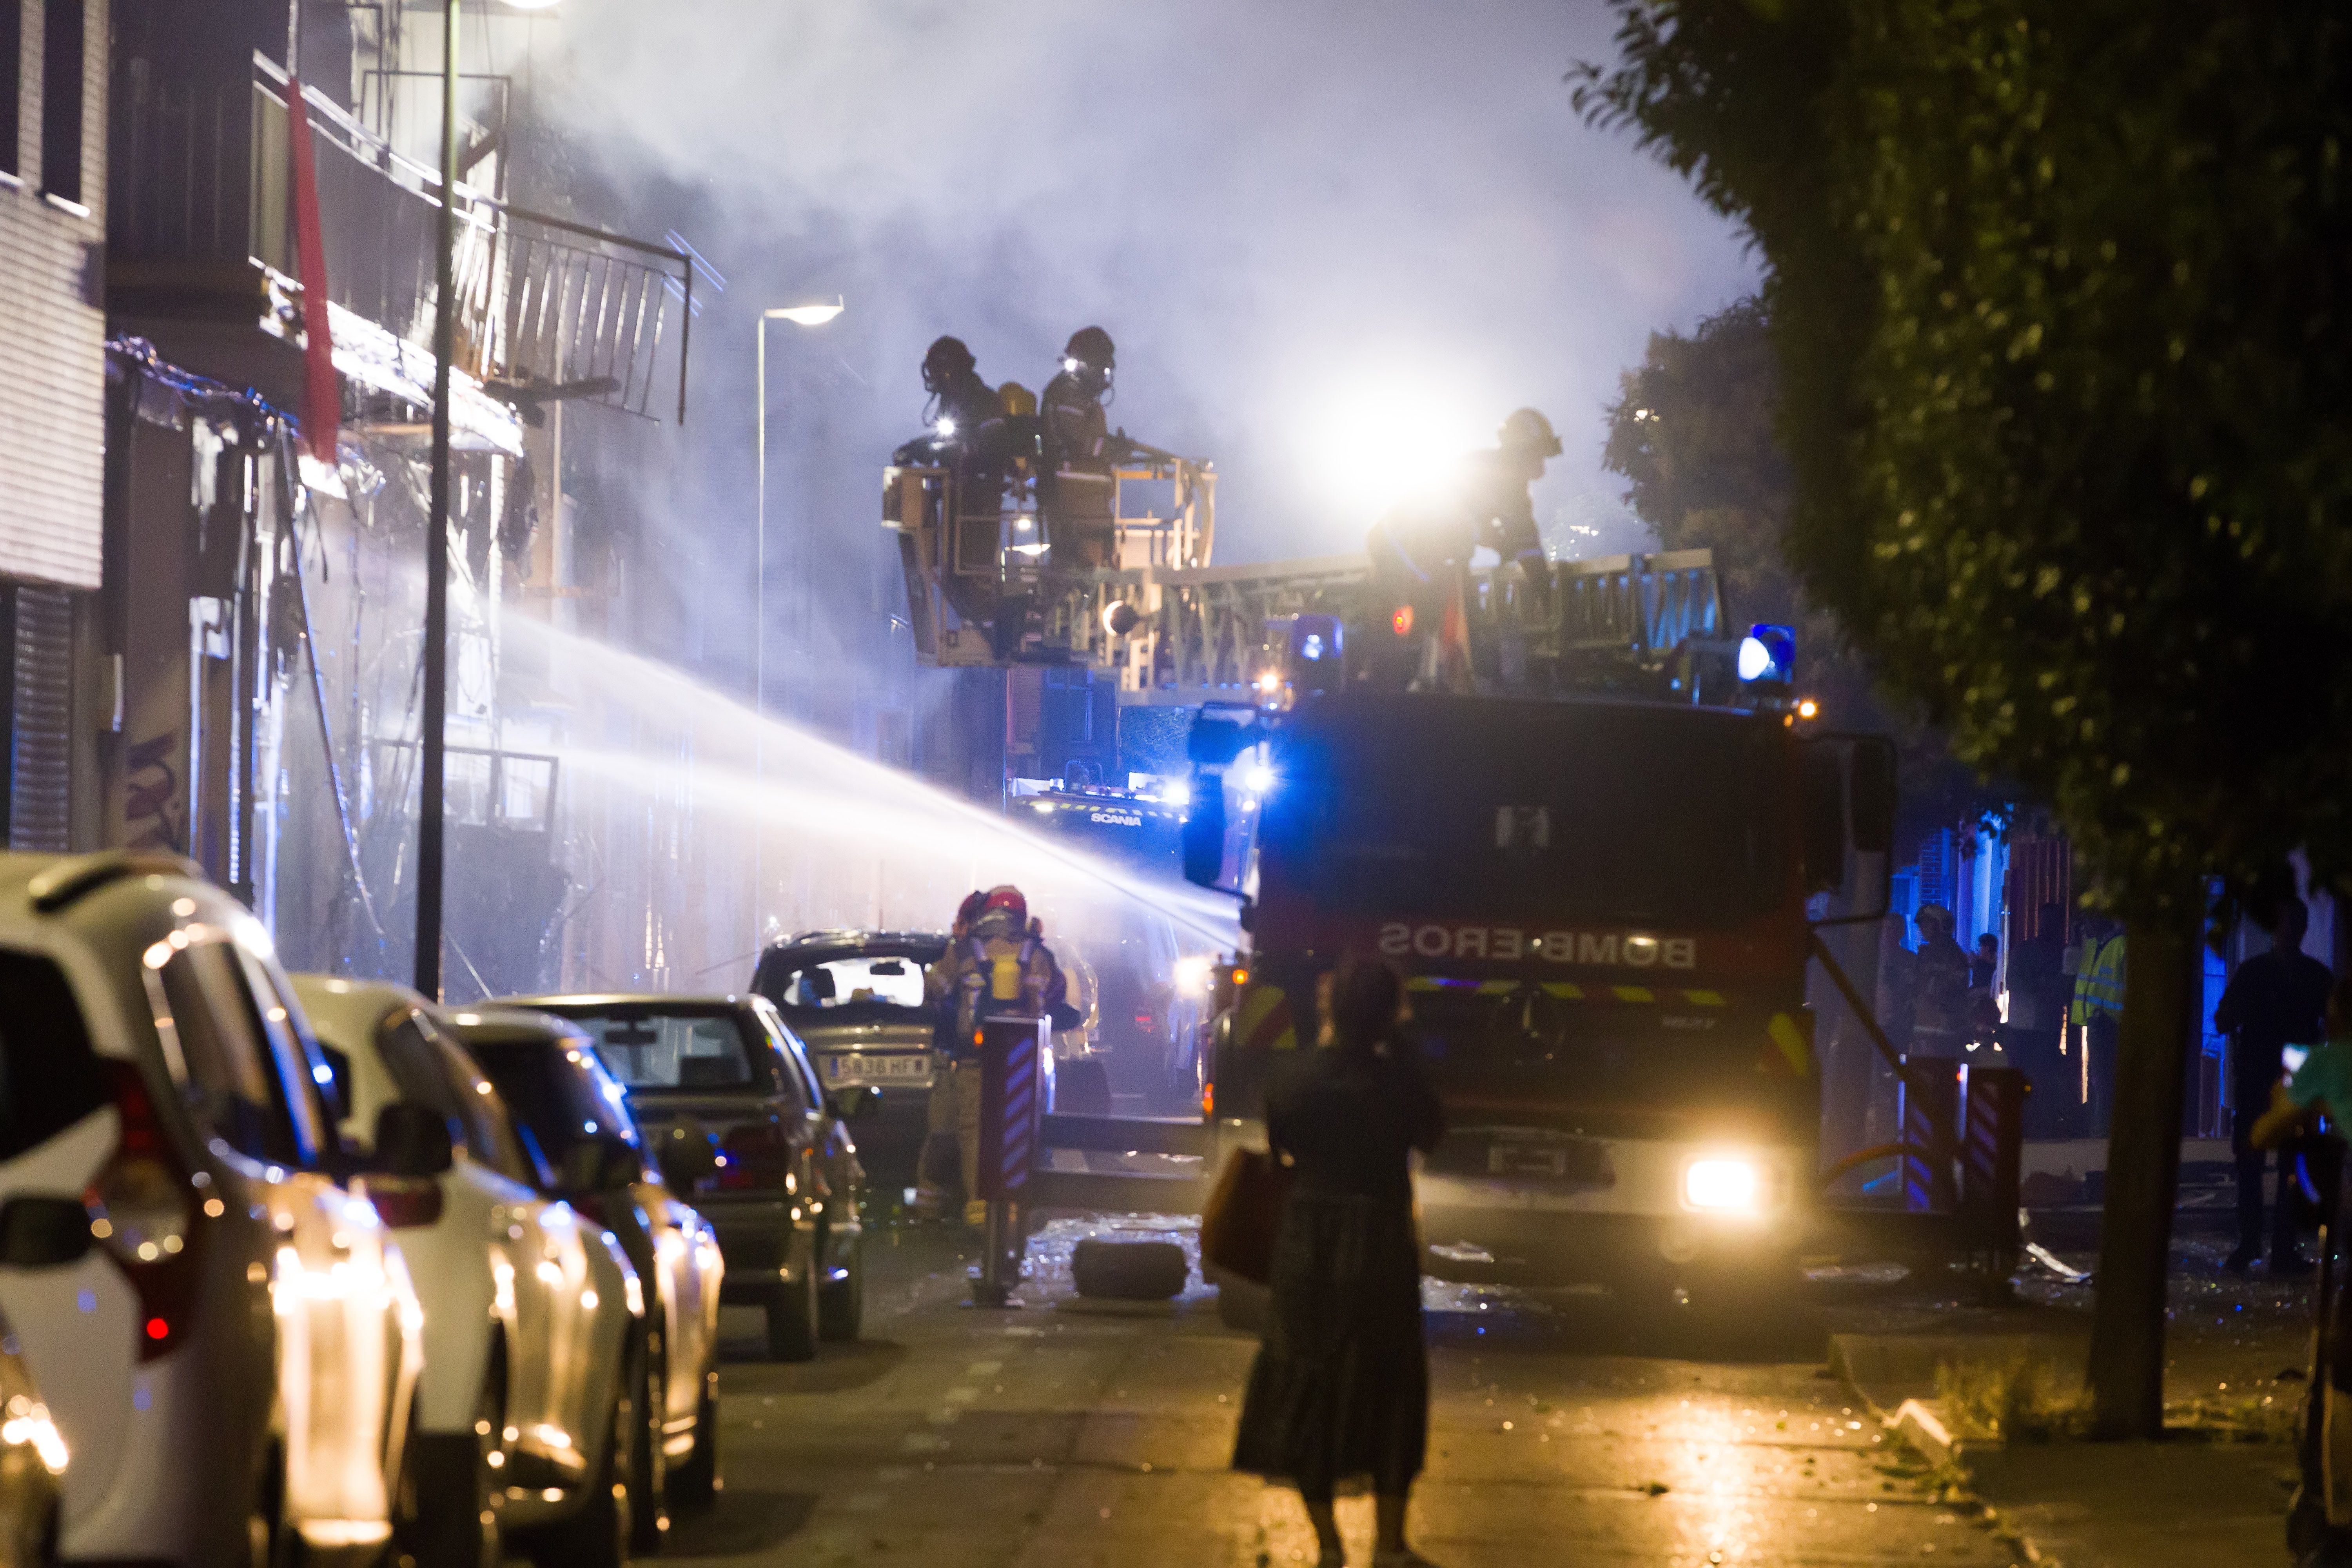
[1230,1189,1427,1498]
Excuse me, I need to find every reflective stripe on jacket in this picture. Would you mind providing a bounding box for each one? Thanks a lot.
[2072,934,2126,1024]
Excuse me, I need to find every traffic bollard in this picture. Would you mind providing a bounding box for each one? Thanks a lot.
[971,1014,1048,1307]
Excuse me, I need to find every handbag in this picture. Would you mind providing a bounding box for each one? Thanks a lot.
[1200,1146,1292,1285]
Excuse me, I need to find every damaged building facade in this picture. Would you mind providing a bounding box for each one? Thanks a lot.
[64,0,729,996]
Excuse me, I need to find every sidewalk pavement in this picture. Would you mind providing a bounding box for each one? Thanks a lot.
[1826,1232,2313,1567]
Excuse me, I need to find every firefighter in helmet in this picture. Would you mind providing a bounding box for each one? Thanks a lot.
[1040,327,1120,568]
[1462,407,1563,617]
[924,335,1004,447]
[919,886,1069,1223]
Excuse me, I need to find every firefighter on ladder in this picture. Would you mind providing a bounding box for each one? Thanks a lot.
[917,886,1068,1224]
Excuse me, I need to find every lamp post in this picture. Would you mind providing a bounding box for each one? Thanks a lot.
[754,299,846,719]
[418,0,556,1000]
[750,299,844,950]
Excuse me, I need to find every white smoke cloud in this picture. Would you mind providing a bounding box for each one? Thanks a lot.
[542,0,1755,562]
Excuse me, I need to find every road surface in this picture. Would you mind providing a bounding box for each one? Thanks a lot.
[646,1216,2001,1568]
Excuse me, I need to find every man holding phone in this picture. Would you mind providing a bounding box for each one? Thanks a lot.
[2218,891,2334,1275]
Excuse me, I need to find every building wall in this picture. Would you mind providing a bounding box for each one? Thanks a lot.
[0,0,107,591]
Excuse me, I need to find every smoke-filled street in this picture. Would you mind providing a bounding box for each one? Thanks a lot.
[9,0,2352,1563]
[662,1223,1964,1568]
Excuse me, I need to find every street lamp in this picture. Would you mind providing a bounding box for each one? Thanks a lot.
[751,299,845,951]
[755,298,847,719]
[418,0,556,999]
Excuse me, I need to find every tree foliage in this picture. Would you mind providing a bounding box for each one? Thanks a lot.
[1602,299,1998,843]
[1576,0,2352,923]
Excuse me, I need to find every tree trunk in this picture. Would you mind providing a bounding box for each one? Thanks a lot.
[2086,904,2200,1439]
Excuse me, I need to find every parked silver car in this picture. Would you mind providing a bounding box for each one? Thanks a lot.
[0,851,422,1565]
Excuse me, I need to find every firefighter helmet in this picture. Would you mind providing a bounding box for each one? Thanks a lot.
[922,336,976,395]
[1498,407,1563,459]
[975,884,1029,938]
[998,381,1037,417]
[1064,326,1115,369]
[955,889,988,931]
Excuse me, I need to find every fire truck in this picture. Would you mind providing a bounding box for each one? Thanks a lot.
[886,424,2016,1309]
[1168,562,1896,1303]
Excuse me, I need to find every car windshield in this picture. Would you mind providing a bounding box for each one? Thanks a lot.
[756,939,944,1020]
[1263,697,1789,929]
[466,1035,637,1175]
[555,1007,765,1091]
[776,956,927,1011]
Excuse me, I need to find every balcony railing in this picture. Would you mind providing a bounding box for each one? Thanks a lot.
[111,52,692,423]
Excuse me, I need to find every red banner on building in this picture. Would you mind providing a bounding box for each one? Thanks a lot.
[285,79,340,466]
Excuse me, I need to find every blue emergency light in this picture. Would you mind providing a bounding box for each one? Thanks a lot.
[1737,623,1796,686]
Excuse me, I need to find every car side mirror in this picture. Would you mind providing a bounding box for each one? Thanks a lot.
[828,1085,882,1121]
[0,1196,94,1269]
[374,1102,455,1178]
[650,1119,718,1191]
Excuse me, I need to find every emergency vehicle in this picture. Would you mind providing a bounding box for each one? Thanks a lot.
[884,426,1985,1305]
[1177,563,1895,1302]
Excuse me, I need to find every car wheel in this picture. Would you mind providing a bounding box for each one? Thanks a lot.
[667,1369,720,1512]
[819,1232,864,1343]
[401,1371,506,1568]
[521,1385,633,1568]
[764,1261,820,1363]
[628,1328,670,1553]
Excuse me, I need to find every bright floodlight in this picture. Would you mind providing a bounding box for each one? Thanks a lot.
[1239,760,1277,795]
[1312,375,1491,517]
[767,298,845,327]
[1160,777,1192,809]
[1737,636,1771,682]
[500,0,561,9]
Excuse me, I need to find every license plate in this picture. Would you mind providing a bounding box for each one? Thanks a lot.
[1485,1138,1609,1183]
[825,1053,932,1085]
[1489,1144,1567,1178]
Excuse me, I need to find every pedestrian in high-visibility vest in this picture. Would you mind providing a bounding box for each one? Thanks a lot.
[2071,918,2127,1135]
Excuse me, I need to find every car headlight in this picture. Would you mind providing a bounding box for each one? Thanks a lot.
[1683,1156,1769,1214]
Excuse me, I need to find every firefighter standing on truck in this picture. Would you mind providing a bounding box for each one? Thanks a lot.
[1365,407,1565,690]
[919,885,1067,1224]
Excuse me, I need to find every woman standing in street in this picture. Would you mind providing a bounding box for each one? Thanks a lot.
[1232,955,1446,1568]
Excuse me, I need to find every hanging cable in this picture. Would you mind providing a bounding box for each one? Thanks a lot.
[282,437,393,955]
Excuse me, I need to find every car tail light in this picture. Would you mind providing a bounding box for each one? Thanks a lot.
[355,1176,444,1229]
[711,1122,791,1193]
[86,1061,200,1361]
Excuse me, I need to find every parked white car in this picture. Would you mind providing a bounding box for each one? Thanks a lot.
[297,976,655,1564]
[0,851,421,1564]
